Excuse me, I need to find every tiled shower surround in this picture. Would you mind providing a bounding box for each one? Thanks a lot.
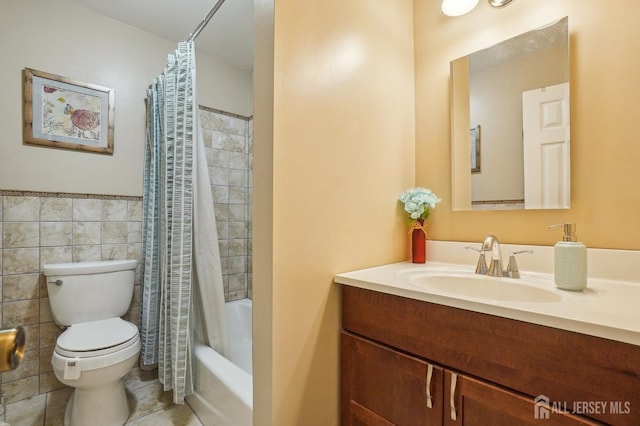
[0,107,253,422]
[199,106,254,301]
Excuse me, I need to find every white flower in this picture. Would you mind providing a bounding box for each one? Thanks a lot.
[399,187,441,221]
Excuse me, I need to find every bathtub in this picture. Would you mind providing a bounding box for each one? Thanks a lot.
[186,299,253,426]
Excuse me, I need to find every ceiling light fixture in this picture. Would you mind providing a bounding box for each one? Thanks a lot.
[442,0,514,17]
[441,0,480,17]
[488,0,514,7]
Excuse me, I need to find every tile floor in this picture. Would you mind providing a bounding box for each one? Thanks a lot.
[5,367,203,426]
[123,368,203,426]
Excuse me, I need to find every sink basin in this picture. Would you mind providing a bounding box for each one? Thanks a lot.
[405,271,562,303]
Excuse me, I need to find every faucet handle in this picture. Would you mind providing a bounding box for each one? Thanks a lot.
[465,246,488,274]
[506,250,533,278]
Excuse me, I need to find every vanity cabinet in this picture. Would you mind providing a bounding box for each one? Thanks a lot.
[443,366,596,425]
[342,331,444,425]
[341,286,640,425]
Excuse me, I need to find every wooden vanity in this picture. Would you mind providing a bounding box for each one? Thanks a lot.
[340,285,640,425]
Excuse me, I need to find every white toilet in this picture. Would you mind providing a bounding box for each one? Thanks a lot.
[44,259,141,426]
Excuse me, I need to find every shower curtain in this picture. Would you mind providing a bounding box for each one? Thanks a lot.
[141,40,228,404]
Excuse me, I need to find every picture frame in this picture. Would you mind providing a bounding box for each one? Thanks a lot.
[23,68,114,154]
[470,125,481,173]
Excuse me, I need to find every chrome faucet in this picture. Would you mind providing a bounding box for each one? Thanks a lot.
[467,235,533,278]
[482,235,504,277]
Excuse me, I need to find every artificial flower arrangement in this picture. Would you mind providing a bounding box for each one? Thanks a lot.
[398,187,441,263]
[399,187,441,222]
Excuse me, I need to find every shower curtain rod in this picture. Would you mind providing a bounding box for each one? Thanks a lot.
[146,0,226,89]
[187,0,227,42]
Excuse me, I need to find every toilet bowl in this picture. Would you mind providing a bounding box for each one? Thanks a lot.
[44,260,140,426]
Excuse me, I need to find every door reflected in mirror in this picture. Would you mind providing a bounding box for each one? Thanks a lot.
[450,17,569,211]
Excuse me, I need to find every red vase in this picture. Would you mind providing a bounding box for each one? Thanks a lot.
[411,220,427,264]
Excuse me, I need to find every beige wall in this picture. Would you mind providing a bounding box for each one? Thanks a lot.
[253,0,415,424]
[252,0,275,423]
[257,1,640,423]
[0,0,252,197]
[415,0,640,249]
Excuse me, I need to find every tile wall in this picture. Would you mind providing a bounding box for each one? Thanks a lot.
[199,106,253,301]
[0,192,143,418]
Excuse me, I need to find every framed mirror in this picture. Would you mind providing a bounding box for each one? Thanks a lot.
[451,17,569,211]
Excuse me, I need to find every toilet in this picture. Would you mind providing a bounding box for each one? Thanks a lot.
[44,259,140,426]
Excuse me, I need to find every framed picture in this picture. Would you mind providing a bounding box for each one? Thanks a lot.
[470,125,481,173]
[23,68,114,154]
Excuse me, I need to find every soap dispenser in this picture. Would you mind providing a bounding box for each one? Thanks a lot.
[548,223,587,291]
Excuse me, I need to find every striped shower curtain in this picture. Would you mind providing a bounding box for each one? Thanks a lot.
[141,41,227,404]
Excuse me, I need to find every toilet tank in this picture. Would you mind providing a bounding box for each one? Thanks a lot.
[43,259,138,326]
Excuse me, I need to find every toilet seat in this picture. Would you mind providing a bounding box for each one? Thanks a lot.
[53,338,140,375]
[56,318,139,358]
[53,318,141,374]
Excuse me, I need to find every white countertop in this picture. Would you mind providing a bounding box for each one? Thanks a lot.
[334,241,640,346]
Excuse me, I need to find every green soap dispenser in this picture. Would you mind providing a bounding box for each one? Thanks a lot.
[549,223,587,291]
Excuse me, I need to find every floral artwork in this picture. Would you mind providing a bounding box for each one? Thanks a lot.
[23,68,114,154]
[41,85,102,141]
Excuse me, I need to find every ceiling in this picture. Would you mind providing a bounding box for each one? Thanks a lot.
[69,0,254,70]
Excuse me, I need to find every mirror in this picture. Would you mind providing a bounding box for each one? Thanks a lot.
[451,17,569,211]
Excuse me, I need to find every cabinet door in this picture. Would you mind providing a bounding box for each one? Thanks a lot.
[444,371,601,426]
[342,332,444,425]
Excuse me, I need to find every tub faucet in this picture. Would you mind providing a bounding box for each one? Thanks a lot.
[481,235,504,277]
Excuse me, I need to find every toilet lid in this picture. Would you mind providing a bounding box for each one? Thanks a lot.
[57,318,138,354]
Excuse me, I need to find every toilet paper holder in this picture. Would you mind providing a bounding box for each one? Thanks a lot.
[0,326,25,372]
